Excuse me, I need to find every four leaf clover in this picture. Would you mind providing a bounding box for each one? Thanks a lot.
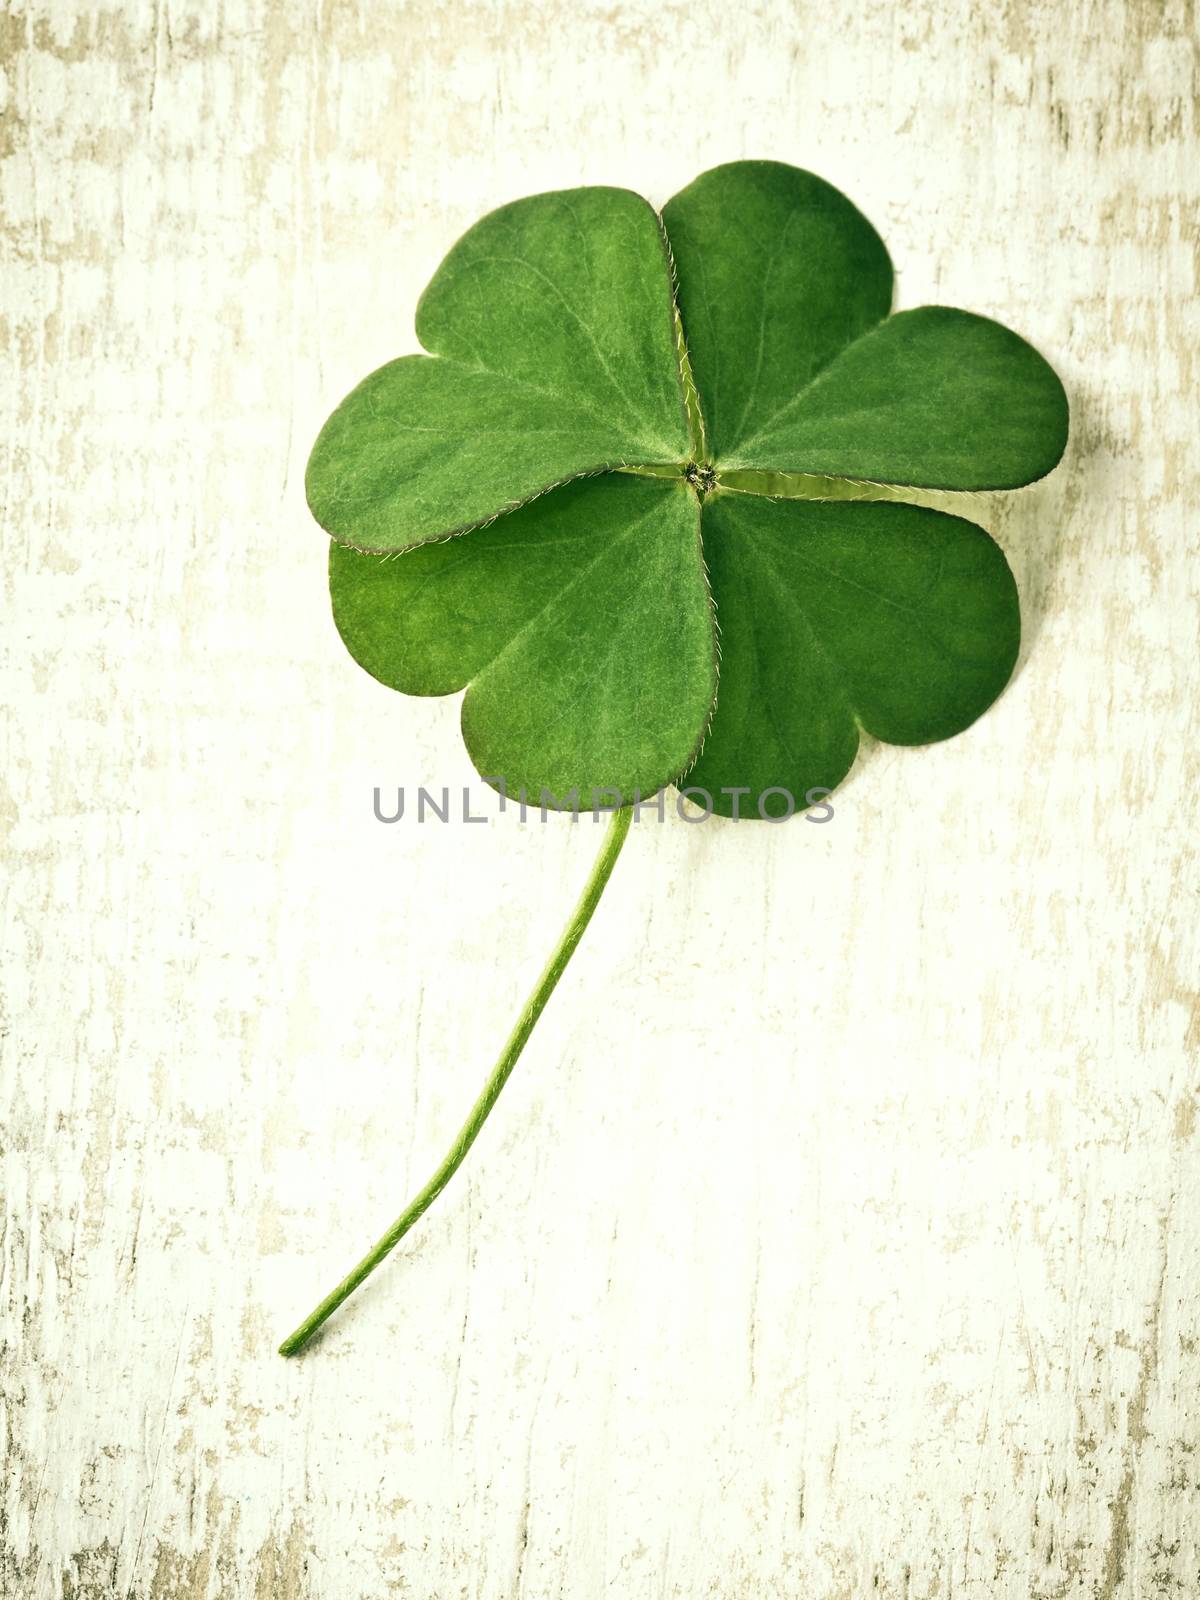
[281,165,1070,1354]
[308,161,1068,818]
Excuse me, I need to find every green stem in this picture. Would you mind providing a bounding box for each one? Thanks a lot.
[278,804,634,1357]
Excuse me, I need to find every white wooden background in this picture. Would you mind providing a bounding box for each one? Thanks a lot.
[3,1,1198,1595]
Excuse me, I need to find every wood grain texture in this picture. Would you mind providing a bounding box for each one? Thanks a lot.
[2,1,1197,1595]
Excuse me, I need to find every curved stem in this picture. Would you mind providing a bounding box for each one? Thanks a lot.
[278,804,634,1356]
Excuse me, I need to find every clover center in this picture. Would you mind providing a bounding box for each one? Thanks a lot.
[684,462,718,495]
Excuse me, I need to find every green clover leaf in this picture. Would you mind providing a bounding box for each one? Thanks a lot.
[283,163,1068,1354]
[311,161,1066,818]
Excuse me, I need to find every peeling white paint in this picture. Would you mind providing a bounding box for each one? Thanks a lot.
[2,2,1198,1596]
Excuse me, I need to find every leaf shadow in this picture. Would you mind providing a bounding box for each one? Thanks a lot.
[981,371,1104,679]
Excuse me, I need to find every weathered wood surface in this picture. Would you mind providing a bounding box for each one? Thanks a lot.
[2,1,1197,1595]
